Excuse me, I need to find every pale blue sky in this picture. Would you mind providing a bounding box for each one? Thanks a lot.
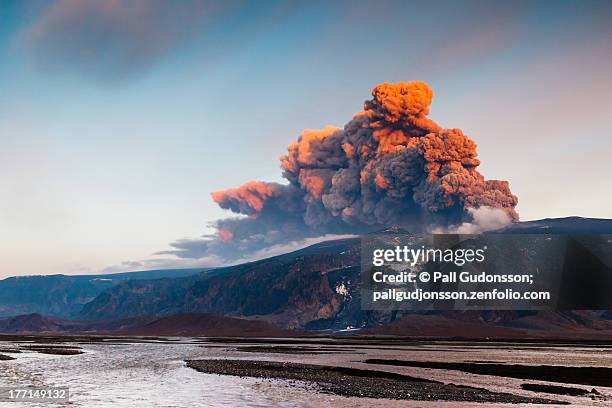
[0,0,611,277]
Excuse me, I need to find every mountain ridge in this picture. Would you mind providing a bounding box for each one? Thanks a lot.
[77,217,612,332]
[2,217,611,337]
[0,268,208,318]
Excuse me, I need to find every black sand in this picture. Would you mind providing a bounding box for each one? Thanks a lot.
[364,359,612,387]
[234,346,362,354]
[520,383,596,396]
[22,345,84,355]
[186,359,563,404]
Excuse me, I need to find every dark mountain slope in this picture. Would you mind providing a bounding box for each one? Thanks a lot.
[0,312,292,337]
[496,216,612,234]
[0,268,206,318]
[80,238,361,328]
[8,217,611,336]
[119,313,294,337]
[0,313,158,334]
[80,275,201,320]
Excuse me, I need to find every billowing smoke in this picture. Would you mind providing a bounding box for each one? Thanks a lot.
[165,81,518,260]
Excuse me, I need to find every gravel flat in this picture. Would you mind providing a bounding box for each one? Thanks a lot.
[186,359,564,404]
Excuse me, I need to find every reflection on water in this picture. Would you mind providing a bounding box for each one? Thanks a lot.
[0,341,324,408]
[0,339,610,407]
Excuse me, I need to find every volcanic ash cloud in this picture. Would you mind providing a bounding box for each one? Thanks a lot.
[169,81,518,260]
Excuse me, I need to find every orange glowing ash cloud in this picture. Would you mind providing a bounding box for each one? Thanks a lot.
[206,80,518,256]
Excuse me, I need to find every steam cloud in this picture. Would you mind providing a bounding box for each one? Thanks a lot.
[438,207,513,234]
[165,81,518,260]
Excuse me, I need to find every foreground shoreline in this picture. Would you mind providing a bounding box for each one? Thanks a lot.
[1,335,610,406]
[186,359,563,404]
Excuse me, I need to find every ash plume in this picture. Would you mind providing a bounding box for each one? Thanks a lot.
[166,81,518,260]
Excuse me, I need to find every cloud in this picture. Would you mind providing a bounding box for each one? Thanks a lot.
[104,233,355,273]
[101,255,220,274]
[21,0,238,82]
[160,81,518,262]
[435,206,512,234]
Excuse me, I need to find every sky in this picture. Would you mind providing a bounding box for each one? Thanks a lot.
[0,0,611,278]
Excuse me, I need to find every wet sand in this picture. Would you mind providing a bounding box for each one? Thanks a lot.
[187,359,562,404]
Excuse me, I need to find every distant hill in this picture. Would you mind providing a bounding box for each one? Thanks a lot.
[496,216,612,234]
[0,312,292,337]
[0,313,157,334]
[0,268,207,319]
[0,313,67,333]
[1,310,609,340]
[365,311,612,339]
[119,313,295,337]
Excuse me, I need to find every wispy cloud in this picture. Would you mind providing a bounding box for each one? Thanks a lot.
[101,256,219,274]
[103,233,356,273]
[20,0,240,82]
